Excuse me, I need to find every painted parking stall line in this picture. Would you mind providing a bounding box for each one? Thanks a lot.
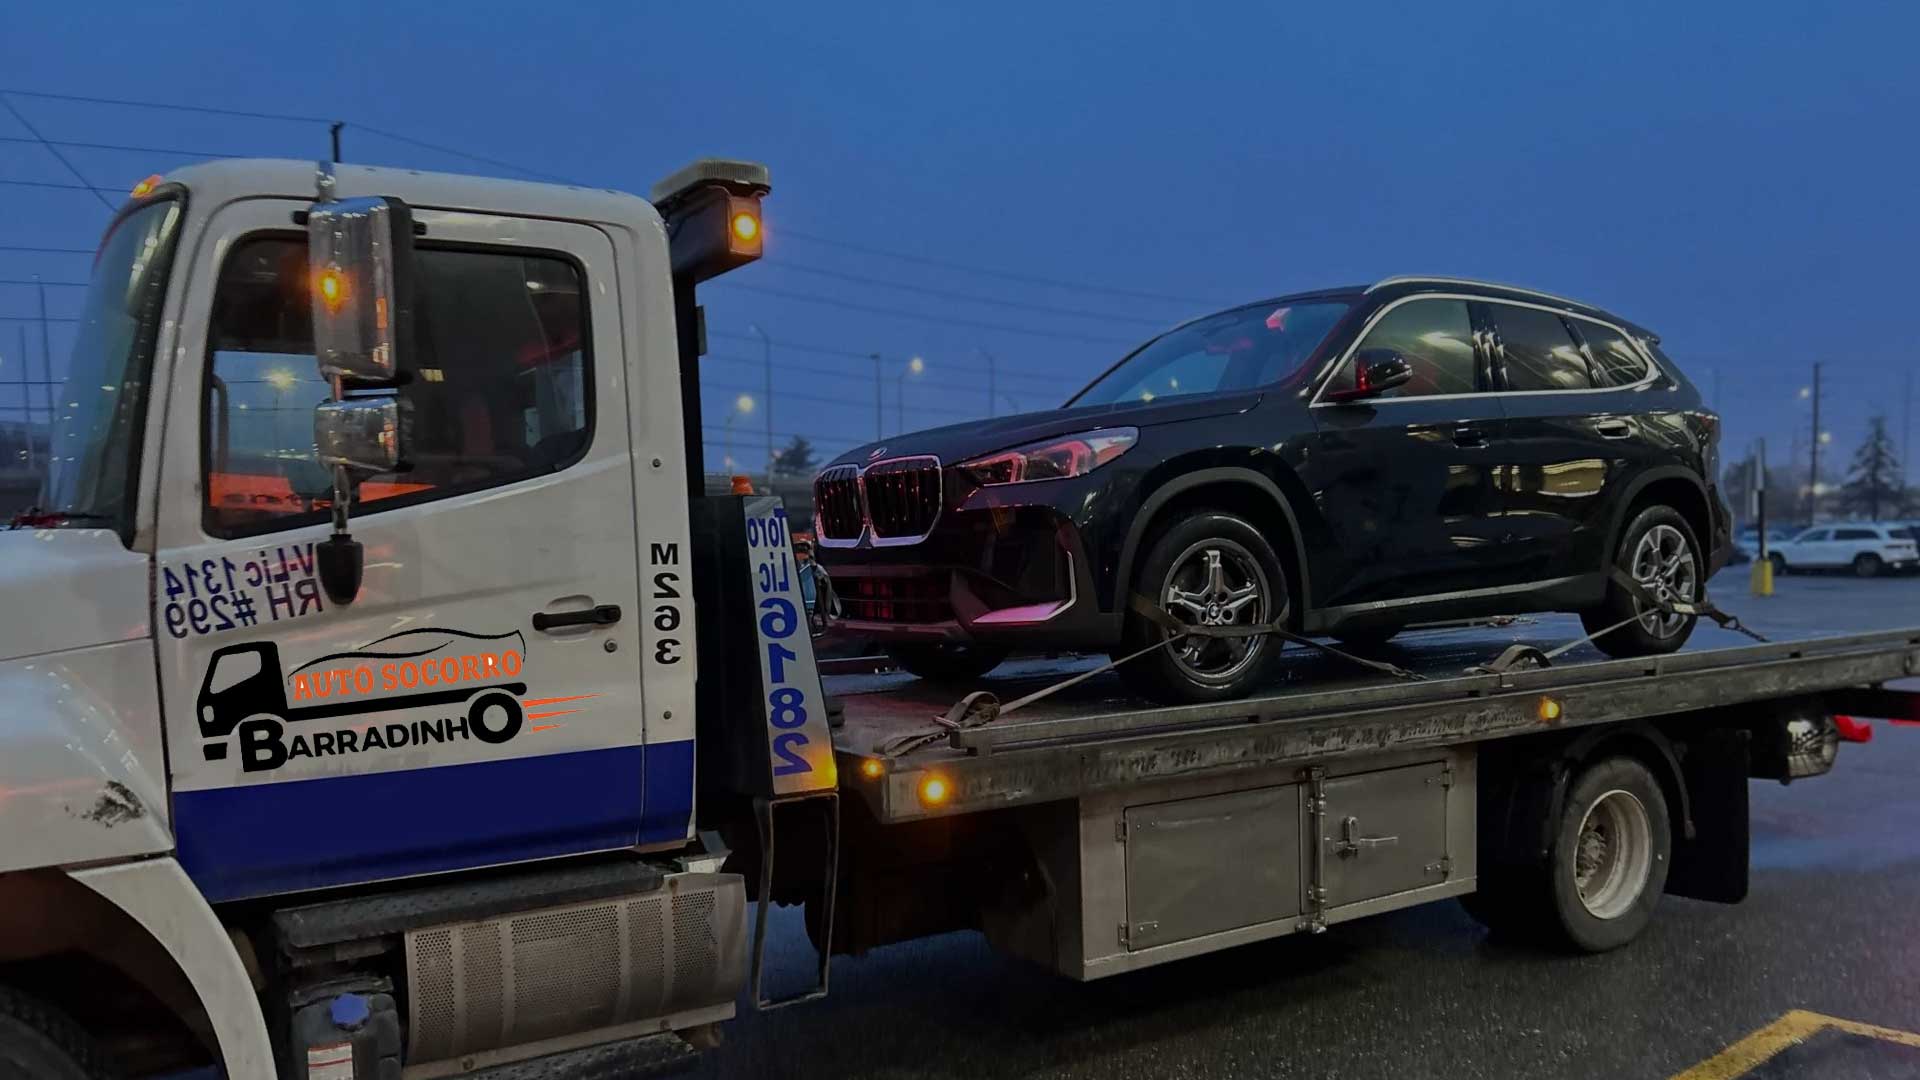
[1671,1010,1920,1079]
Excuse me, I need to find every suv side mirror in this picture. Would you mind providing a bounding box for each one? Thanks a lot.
[305,194,415,605]
[1325,348,1414,403]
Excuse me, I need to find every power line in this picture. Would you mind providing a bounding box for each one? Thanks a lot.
[777,227,1222,307]
[0,280,85,287]
[349,125,578,184]
[0,94,115,209]
[0,134,239,159]
[0,179,106,193]
[705,338,1083,388]
[0,87,327,125]
[762,258,1167,326]
[0,245,91,254]
[0,315,77,322]
[710,282,1138,345]
[701,352,1057,400]
[700,377,978,419]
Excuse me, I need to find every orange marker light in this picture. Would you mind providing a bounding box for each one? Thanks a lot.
[730,211,760,243]
[859,758,885,781]
[316,268,348,311]
[918,774,951,808]
[130,174,164,199]
[1538,696,1563,722]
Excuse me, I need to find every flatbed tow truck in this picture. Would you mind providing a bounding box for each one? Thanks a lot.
[0,155,1915,1079]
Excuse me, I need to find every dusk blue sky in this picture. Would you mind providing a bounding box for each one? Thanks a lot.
[4,2,1917,480]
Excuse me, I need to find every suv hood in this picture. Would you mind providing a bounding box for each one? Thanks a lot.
[0,529,152,661]
[824,391,1262,469]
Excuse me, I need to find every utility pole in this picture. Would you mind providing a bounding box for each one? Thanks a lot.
[748,324,773,478]
[1903,368,1913,500]
[868,353,883,440]
[984,350,997,417]
[35,277,53,427]
[1807,361,1822,526]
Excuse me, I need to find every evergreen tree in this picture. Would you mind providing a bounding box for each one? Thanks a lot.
[771,435,819,477]
[1842,416,1902,521]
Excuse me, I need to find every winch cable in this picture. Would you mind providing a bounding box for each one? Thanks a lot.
[1472,567,1767,675]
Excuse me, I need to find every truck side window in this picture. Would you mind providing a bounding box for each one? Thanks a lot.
[202,236,592,538]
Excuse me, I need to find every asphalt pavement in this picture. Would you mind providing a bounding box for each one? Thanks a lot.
[703,569,1920,1080]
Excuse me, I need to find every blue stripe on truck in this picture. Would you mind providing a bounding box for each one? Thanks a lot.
[175,740,695,902]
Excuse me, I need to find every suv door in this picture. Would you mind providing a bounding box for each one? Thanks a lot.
[1306,296,1513,610]
[152,198,651,901]
[1485,302,1657,590]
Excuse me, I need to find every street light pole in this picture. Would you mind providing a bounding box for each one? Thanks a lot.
[895,356,924,436]
[982,349,997,417]
[869,353,883,440]
[1808,361,1823,525]
[748,323,773,478]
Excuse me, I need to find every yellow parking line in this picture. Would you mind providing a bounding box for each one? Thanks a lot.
[1670,1009,1920,1080]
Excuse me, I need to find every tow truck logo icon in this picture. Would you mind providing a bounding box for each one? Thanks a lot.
[196,629,532,773]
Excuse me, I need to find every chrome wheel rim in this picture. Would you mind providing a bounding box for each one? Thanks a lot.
[1630,524,1697,638]
[1573,789,1652,920]
[1161,538,1270,685]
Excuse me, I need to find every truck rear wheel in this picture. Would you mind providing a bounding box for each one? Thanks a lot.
[0,985,118,1080]
[1463,755,1671,952]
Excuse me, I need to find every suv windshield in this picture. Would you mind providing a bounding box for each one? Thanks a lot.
[33,196,185,533]
[1070,299,1351,407]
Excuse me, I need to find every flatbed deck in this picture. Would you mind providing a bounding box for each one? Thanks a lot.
[828,618,1920,823]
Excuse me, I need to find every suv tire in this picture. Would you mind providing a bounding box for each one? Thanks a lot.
[1583,505,1701,659]
[1115,510,1289,705]
[1854,553,1883,578]
[0,984,118,1080]
[884,643,1009,683]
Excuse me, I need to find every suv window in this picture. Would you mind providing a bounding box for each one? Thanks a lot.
[1327,298,1476,399]
[1492,304,1591,392]
[203,236,590,538]
[1573,319,1651,387]
[1796,529,1830,543]
[1835,528,1878,541]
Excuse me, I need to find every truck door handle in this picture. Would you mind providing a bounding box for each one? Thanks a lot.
[532,604,622,632]
[1334,815,1399,857]
[1594,419,1634,439]
[1452,425,1488,448]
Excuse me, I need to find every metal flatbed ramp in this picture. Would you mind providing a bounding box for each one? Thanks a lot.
[828,626,1920,823]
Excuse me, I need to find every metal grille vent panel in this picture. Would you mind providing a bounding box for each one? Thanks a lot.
[404,874,747,1065]
[814,466,863,540]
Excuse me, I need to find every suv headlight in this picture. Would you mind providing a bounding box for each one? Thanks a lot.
[959,427,1137,486]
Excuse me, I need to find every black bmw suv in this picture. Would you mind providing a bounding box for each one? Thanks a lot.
[814,276,1731,704]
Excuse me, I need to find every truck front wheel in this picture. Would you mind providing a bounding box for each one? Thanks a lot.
[0,984,117,1080]
[1464,755,1672,952]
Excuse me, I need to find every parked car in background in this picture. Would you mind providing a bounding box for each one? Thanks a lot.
[816,275,1731,703]
[1729,525,1793,565]
[1767,524,1919,577]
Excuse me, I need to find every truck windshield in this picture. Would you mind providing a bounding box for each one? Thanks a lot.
[34,196,185,533]
[1069,299,1352,407]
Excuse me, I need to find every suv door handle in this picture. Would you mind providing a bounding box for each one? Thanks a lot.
[1594,419,1634,439]
[532,604,622,632]
[1452,425,1488,448]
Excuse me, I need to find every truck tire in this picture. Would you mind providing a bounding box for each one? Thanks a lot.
[884,643,1009,683]
[1462,755,1672,951]
[1582,505,1701,659]
[1115,510,1289,705]
[0,985,119,1080]
[1769,552,1788,575]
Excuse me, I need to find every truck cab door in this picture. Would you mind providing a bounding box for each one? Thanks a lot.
[150,196,666,902]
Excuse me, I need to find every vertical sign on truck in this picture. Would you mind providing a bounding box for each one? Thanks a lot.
[741,496,837,793]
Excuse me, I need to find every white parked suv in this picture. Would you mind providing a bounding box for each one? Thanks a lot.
[1768,524,1919,577]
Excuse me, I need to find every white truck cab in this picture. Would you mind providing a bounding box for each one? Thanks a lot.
[0,158,831,1079]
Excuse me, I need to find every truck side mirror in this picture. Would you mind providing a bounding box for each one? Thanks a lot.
[305,194,416,605]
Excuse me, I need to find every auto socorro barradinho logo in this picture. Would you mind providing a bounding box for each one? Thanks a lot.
[193,627,596,773]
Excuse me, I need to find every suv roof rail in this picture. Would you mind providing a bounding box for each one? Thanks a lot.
[1366,274,1590,309]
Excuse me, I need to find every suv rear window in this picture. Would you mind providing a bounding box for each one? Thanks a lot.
[1835,528,1879,541]
[1574,319,1652,387]
[1492,304,1591,392]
